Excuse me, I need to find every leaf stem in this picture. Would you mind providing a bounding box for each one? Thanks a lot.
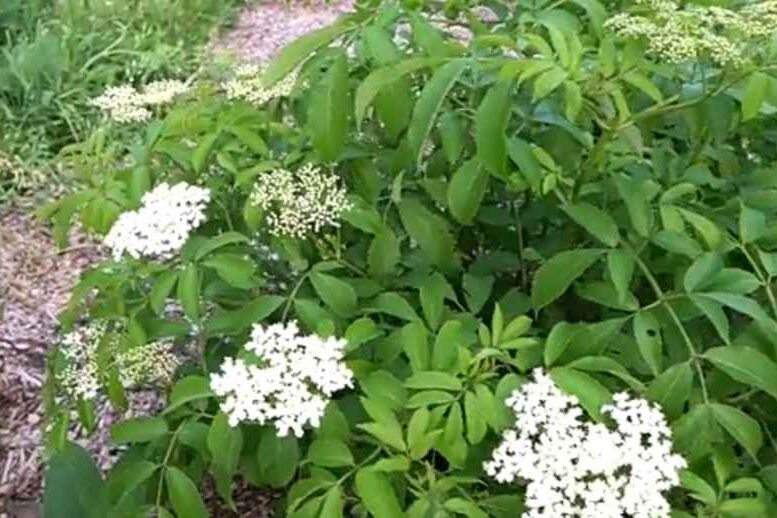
[281,272,310,321]
[626,244,709,402]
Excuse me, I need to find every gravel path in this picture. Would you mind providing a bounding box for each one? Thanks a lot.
[1,2,354,516]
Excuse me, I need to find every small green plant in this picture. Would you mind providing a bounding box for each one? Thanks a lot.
[41,0,777,516]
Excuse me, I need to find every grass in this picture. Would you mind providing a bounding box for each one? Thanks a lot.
[0,0,244,202]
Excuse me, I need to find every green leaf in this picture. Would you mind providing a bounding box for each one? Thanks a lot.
[622,71,663,102]
[149,270,179,316]
[110,417,168,444]
[354,57,442,127]
[448,159,489,225]
[698,292,770,321]
[615,175,652,237]
[206,295,284,336]
[257,430,300,487]
[684,253,724,292]
[44,442,107,518]
[690,294,730,344]
[710,403,763,461]
[742,71,769,121]
[719,498,769,516]
[361,370,408,410]
[563,202,619,247]
[475,80,512,177]
[308,438,354,467]
[543,321,578,367]
[207,412,243,509]
[432,320,463,371]
[192,132,218,174]
[373,292,421,322]
[680,470,718,505]
[406,59,468,164]
[507,137,542,192]
[445,498,489,518]
[567,356,645,391]
[263,20,353,86]
[309,54,349,162]
[368,226,400,278]
[164,376,212,414]
[645,362,693,418]
[177,264,200,322]
[420,272,455,330]
[310,271,357,317]
[740,205,767,243]
[105,459,159,506]
[406,390,456,408]
[407,407,430,453]
[165,466,208,518]
[440,111,465,164]
[354,469,404,518]
[320,485,344,518]
[194,231,249,261]
[203,253,257,289]
[464,390,488,444]
[403,321,431,372]
[607,249,634,303]
[399,198,458,272]
[405,371,462,391]
[633,311,662,376]
[704,346,777,402]
[531,249,604,310]
[550,367,612,421]
[532,67,567,101]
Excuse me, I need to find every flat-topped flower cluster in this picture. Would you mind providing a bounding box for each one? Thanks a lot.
[605,0,777,67]
[90,79,190,123]
[485,369,686,518]
[222,64,299,107]
[249,163,351,239]
[57,321,179,401]
[209,321,353,437]
[104,182,210,261]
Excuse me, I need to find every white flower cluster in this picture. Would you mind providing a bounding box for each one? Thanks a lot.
[249,163,351,239]
[210,321,353,437]
[606,0,777,67]
[57,322,109,400]
[57,321,179,400]
[485,369,686,518]
[104,182,210,261]
[222,64,298,107]
[90,80,190,123]
[116,341,179,388]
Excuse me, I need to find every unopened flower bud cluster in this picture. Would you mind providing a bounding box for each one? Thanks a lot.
[90,79,190,123]
[249,163,351,239]
[57,321,179,401]
[605,0,777,67]
[485,369,686,518]
[104,182,210,261]
[210,321,353,437]
[222,64,299,107]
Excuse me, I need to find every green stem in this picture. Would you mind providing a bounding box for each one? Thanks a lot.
[626,244,709,403]
[281,272,310,321]
[155,425,184,510]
